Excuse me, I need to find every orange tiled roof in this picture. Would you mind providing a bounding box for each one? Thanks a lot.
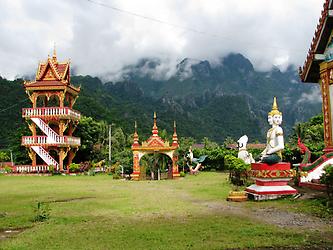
[299,0,332,82]
[24,53,79,93]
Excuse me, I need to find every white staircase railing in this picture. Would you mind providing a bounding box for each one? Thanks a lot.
[25,110,80,169]
[30,118,61,168]
[31,146,59,168]
[31,118,59,143]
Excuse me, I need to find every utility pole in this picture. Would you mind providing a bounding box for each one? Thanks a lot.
[9,149,13,166]
[109,124,112,167]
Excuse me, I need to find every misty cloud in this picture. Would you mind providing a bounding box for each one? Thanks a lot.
[298,86,322,104]
[0,0,323,80]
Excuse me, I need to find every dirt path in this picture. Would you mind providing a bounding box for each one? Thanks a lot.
[179,187,333,244]
[198,198,332,230]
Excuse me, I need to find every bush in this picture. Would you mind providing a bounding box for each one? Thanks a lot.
[48,165,55,175]
[112,173,121,179]
[88,168,95,176]
[321,164,333,207]
[179,171,186,177]
[224,154,251,186]
[4,165,12,173]
[33,201,50,222]
[69,163,81,173]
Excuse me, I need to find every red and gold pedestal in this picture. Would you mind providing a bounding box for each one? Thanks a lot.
[246,162,297,201]
[130,172,140,181]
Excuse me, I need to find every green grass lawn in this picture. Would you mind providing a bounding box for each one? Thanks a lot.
[0,172,331,249]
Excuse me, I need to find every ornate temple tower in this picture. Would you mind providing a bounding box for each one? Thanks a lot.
[21,50,81,172]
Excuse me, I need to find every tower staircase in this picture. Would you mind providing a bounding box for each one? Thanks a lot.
[22,115,80,170]
[31,117,60,168]
[21,51,81,172]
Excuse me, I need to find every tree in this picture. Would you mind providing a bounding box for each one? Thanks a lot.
[74,116,108,162]
[288,114,324,162]
[0,151,9,162]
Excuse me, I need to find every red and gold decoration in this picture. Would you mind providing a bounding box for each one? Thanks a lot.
[21,49,80,172]
[246,162,297,200]
[131,112,179,180]
[297,0,333,187]
[299,0,333,151]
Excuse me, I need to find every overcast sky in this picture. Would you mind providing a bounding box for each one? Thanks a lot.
[0,0,324,80]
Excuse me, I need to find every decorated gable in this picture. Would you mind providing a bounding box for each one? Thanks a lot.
[145,136,168,148]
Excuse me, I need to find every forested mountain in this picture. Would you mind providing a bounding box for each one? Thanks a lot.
[0,53,321,149]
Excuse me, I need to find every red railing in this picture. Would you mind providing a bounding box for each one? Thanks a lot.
[22,107,80,120]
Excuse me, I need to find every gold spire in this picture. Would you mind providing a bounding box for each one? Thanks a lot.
[152,112,158,135]
[52,43,57,63]
[53,43,57,57]
[172,120,178,146]
[132,120,139,147]
[268,96,282,116]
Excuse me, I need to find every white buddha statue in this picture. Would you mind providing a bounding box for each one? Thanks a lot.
[237,135,255,164]
[260,97,284,164]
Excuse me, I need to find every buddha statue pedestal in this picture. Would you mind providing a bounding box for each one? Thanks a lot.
[246,162,297,201]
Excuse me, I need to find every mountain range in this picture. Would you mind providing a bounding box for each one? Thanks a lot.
[0,53,322,148]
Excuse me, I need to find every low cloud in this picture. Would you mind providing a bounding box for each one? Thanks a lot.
[0,0,323,80]
[298,86,322,104]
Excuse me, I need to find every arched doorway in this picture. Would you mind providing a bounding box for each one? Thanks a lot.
[139,153,173,180]
[131,113,180,180]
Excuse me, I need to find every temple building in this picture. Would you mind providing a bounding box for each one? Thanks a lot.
[300,0,333,151]
[21,50,81,172]
[298,0,333,187]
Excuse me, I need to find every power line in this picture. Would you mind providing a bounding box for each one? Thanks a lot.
[86,0,307,54]
[0,97,29,113]
[87,0,206,34]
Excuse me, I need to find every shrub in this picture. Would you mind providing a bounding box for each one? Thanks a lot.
[33,201,50,222]
[88,168,95,176]
[69,163,81,173]
[4,165,13,173]
[179,171,186,177]
[48,165,55,175]
[321,164,333,207]
[224,154,251,186]
[112,173,121,179]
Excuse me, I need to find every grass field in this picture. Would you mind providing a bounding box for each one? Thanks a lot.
[0,172,332,249]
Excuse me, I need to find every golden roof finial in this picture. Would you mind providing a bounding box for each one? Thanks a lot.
[152,112,158,135]
[268,96,282,116]
[133,120,139,146]
[172,120,178,146]
[53,43,57,58]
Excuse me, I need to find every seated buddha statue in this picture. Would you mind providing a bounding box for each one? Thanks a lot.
[260,97,284,165]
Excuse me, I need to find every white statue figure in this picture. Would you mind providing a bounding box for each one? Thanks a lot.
[186,147,207,174]
[260,97,284,164]
[237,135,255,164]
